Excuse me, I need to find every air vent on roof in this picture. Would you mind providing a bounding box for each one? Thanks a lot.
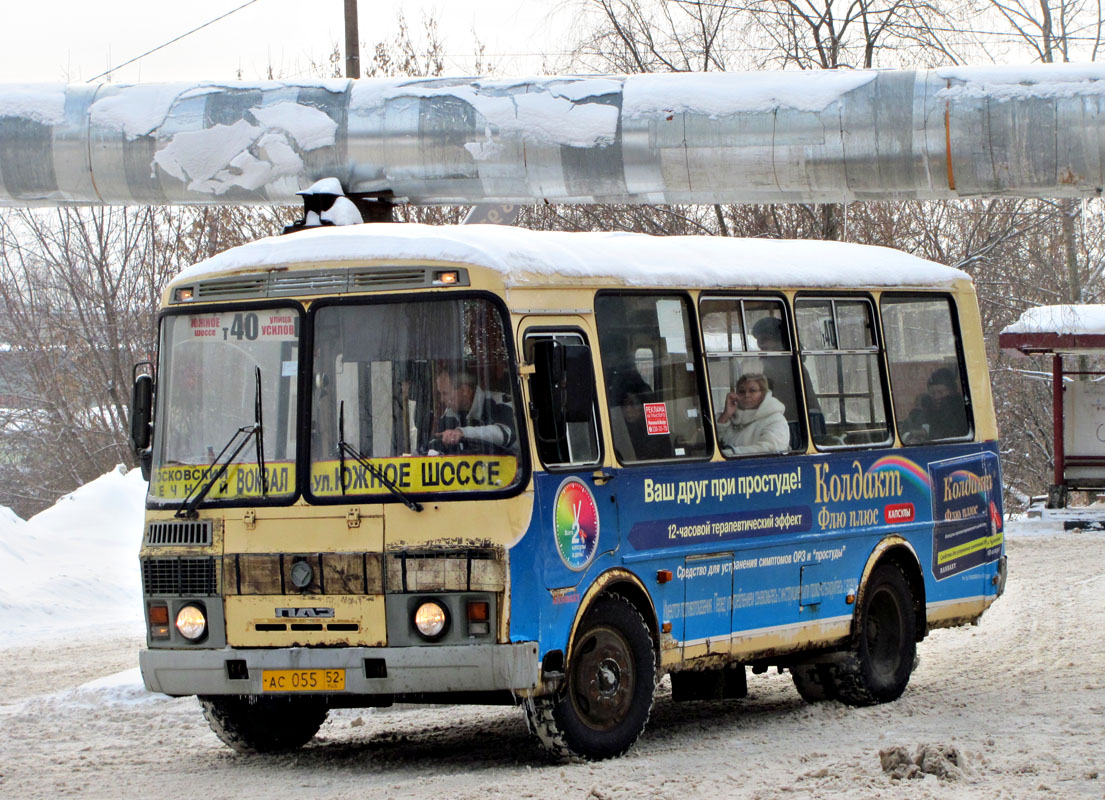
[176,266,471,304]
[195,276,267,299]
[268,272,349,296]
[349,268,431,289]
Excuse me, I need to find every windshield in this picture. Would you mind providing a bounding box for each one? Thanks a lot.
[310,297,523,500]
[150,308,300,506]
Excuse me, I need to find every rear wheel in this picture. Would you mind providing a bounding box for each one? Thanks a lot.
[199,695,329,754]
[835,563,916,706]
[525,595,655,761]
[790,663,840,703]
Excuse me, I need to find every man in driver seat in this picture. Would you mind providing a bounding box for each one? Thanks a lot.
[433,369,518,452]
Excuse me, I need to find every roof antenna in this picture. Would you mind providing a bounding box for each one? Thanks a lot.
[282,178,396,234]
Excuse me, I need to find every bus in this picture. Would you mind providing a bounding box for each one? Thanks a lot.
[132,222,1006,761]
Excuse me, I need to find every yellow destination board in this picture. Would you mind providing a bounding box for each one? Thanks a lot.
[149,461,295,500]
[150,456,518,500]
[310,456,518,497]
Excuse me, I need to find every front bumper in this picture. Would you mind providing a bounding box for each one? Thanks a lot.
[140,642,539,697]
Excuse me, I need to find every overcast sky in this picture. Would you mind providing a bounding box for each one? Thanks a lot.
[0,0,572,84]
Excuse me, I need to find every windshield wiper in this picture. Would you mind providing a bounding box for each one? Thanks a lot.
[175,423,258,518]
[338,401,423,512]
[254,367,268,497]
[175,369,268,518]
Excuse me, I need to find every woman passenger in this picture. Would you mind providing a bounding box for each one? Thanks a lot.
[716,373,790,456]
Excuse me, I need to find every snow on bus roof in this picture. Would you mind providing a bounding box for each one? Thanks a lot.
[172,223,968,289]
[1002,304,1105,336]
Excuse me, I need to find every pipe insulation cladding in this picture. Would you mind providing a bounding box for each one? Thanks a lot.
[1,65,1105,207]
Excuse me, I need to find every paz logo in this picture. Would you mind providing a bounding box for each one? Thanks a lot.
[554,477,599,571]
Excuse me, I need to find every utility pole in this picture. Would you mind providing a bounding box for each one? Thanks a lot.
[344,0,360,78]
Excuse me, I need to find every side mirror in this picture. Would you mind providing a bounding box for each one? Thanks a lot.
[130,373,153,454]
[530,340,596,444]
[560,344,596,423]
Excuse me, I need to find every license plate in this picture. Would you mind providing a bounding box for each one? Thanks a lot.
[261,669,345,692]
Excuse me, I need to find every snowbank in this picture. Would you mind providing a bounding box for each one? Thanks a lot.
[0,466,148,646]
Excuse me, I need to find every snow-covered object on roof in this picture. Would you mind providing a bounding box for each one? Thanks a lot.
[299,176,345,196]
[172,223,968,290]
[1002,304,1105,336]
[5,65,1105,207]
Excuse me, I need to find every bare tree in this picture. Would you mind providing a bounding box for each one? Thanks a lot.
[0,208,168,515]
[0,203,298,518]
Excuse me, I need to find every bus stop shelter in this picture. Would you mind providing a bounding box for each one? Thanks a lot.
[1000,304,1105,509]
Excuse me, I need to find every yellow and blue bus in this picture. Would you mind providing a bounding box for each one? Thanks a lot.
[132,223,1005,760]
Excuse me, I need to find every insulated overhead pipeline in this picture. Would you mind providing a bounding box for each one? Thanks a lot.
[1,65,1105,207]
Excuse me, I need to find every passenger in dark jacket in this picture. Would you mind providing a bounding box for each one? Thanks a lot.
[902,367,969,442]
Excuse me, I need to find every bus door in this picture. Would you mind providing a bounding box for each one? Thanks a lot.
[682,552,734,658]
[522,327,618,592]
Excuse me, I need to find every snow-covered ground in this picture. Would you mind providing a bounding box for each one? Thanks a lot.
[1,473,1103,799]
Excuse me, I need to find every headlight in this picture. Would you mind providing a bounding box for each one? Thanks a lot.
[413,600,448,640]
[175,604,207,641]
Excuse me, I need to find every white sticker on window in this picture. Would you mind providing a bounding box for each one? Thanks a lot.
[282,361,298,377]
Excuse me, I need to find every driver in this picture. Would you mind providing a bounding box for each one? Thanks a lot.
[433,369,518,453]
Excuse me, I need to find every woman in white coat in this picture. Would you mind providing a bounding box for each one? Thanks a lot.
[716,373,791,456]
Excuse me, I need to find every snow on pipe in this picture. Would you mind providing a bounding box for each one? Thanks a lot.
[1,65,1105,207]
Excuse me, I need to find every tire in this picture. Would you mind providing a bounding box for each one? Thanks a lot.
[525,595,656,761]
[199,695,329,754]
[790,663,840,703]
[835,563,917,707]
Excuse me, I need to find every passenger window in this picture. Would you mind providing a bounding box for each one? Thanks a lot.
[881,295,972,443]
[699,297,804,456]
[596,294,709,463]
[524,331,602,468]
[795,297,891,448]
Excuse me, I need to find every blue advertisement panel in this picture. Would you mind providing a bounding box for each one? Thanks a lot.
[928,451,1003,581]
[508,441,1003,660]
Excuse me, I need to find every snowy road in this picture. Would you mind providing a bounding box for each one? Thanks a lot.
[2,528,1104,800]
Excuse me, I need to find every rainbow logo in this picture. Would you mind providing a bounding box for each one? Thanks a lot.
[949,469,984,488]
[554,477,600,571]
[868,455,932,495]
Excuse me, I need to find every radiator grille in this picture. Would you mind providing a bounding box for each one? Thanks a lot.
[145,520,213,546]
[142,557,218,596]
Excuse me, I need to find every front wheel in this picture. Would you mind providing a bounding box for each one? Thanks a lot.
[199,695,329,754]
[835,563,917,706]
[525,595,656,761]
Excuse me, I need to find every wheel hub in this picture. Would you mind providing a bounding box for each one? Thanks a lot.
[596,657,622,697]
[570,626,636,731]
